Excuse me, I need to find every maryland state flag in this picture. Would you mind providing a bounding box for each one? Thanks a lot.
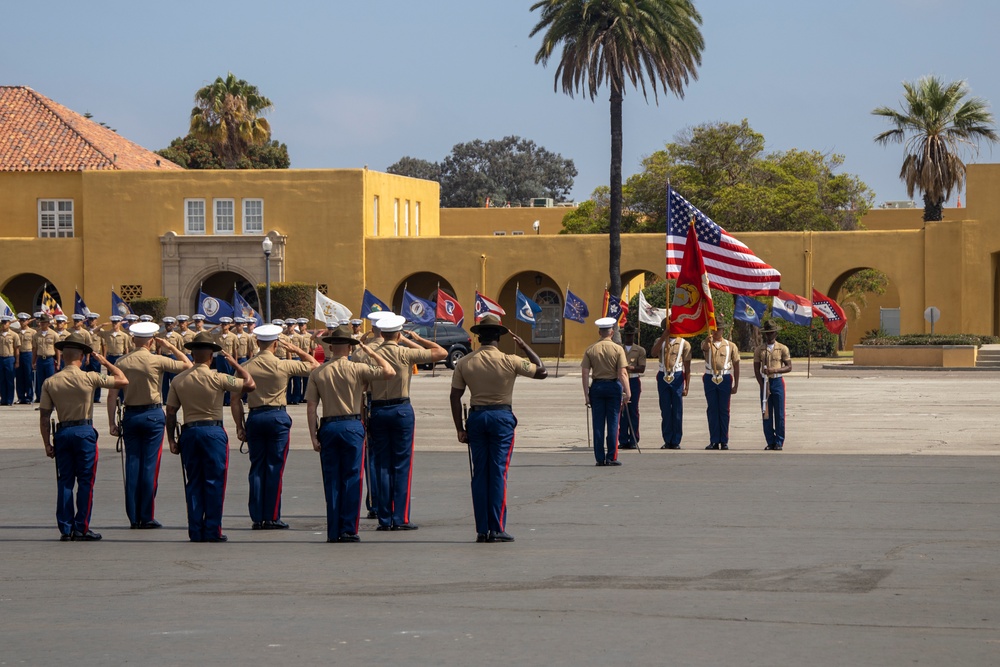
[669,218,715,337]
[41,286,64,317]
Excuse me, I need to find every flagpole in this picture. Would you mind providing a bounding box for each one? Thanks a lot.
[807,316,813,379]
[431,282,439,378]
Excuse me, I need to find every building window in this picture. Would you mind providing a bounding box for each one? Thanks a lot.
[403,200,410,236]
[373,195,380,235]
[493,231,506,236]
[512,230,525,236]
[185,199,206,234]
[394,199,400,236]
[317,283,329,296]
[242,199,263,234]
[414,201,420,237]
[38,199,74,238]
[214,199,235,234]
[532,288,562,343]
[120,284,143,302]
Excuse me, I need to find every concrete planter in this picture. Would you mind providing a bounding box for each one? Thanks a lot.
[852,345,978,368]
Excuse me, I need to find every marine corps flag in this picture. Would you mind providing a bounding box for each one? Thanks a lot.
[668,218,716,338]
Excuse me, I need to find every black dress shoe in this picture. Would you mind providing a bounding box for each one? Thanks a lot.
[476,533,488,543]
[375,525,391,531]
[130,522,140,529]
[391,523,418,531]
[487,531,515,543]
[71,530,102,541]
[720,444,729,450]
[595,460,606,466]
[59,534,71,542]
[773,445,783,451]
[366,510,378,519]
[252,522,264,530]
[263,520,289,529]
[338,533,361,543]
[619,443,637,450]
[206,534,228,542]
[705,443,719,450]
[139,520,162,529]
[606,459,622,466]
[667,444,681,449]
[764,445,774,450]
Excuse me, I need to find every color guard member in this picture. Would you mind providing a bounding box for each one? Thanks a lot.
[701,314,739,450]
[165,332,256,542]
[39,331,128,540]
[651,317,692,449]
[754,320,792,451]
[107,322,192,528]
[305,324,394,542]
[449,314,546,542]
[581,317,630,466]
[618,326,646,449]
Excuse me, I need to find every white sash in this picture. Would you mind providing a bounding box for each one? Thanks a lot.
[705,341,731,383]
[663,339,686,383]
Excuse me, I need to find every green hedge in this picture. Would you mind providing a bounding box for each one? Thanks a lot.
[129,297,168,321]
[256,282,313,321]
[859,332,1000,347]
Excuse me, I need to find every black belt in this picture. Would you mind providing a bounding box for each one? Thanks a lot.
[471,404,512,412]
[249,405,286,414]
[0,355,13,359]
[371,397,409,407]
[57,419,92,431]
[593,378,618,383]
[37,355,52,360]
[321,414,361,424]
[125,403,162,413]
[182,420,223,432]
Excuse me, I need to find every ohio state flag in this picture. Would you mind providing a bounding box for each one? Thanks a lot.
[812,288,847,334]
[668,218,716,337]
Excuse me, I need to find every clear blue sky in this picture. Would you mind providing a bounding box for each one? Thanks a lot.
[5,0,998,207]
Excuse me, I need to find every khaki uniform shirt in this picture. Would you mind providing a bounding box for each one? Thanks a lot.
[755,342,791,374]
[40,365,117,422]
[102,329,132,356]
[115,347,189,405]
[88,326,105,354]
[660,338,692,374]
[56,329,71,343]
[305,357,383,417]
[214,331,238,357]
[19,326,35,352]
[274,334,291,359]
[368,340,433,400]
[451,345,537,406]
[234,332,250,359]
[243,350,314,408]
[162,330,184,358]
[581,339,628,380]
[701,339,739,375]
[182,329,198,347]
[166,364,245,423]
[34,329,57,358]
[0,330,19,357]
[625,345,646,378]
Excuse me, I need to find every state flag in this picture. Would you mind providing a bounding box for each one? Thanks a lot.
[515,289,542,326]
[638,290,667,327]
[111,289,132,317]
[812,288,847,334]
[42,287,64,317]
[435,288,464,326]
[198,290,235,324]
[315,290,352,326]
[74,291,92,318]
[771,291,813,326]
[733,295,767,328]
[474,291,505,321]
[402,290,436,325]
[232,291,263,326]
[361,289,390,319]
[602,290,629,327]
[562,290,589,324]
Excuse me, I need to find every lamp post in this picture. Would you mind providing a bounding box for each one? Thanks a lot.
[262,236,273,322]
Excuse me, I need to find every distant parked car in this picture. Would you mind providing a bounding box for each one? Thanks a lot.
[403,321,472,369]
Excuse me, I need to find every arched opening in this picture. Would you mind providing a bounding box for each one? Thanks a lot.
[496,271,562,355]
[391,272,456,317]
[190,271,260,315]
[827,267,899,348]
[620,269,661,301]
[1,273,64,314]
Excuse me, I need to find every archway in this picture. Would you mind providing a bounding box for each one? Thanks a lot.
[1,273,64,314]
[827,267,899,347]
[496,271,562,355]
[391,272,456,317]
[190,271,260,316]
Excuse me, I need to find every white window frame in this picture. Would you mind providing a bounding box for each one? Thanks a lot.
[373,195,380,235]
[403,199,410,236]
[532,288,563,344]
[393,198,400,236]
[38,199,74,238]
[242,198,264,235]
[512,230,525,236]
[185,198,206,235]
[214,198,235,235]
[493,231,506,236]
[414,201,420,237]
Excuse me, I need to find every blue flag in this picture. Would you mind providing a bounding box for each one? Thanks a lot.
[111,290,132,317]
[733,295,766,328]
[563,290,589,324]
[515,289,542,326]
[361,289,390,318]
[74,291,92,317]
[197,290,234,324]
[0,301,13,319]
[401,290,435,325]
[232,291,263,326]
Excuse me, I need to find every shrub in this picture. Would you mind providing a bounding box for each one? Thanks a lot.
[129,297,168,321]
[858,332,1000,347]
[257,282,313,321]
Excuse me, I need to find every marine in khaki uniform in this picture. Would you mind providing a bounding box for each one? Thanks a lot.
[15,312,34,404]
[165,332,256,543]
[213,317,238,406]
[232,324,319,530]
[651,317,692,449]
[754,319,792,451]
[99,316,133,364]
[85,313,105,403]
[39,331,128,540]
[305,324,394,543]
[449,314,546,543]
[700,313,740,450]
[0,315,20,406]
[32,314,58,401]
[581,317,630,466]
[618,327,646,450]
[233,318,250,363]
[160,316,184,401]
[107,322,192,528]
[367,314,447,531]
[53,315,70,368]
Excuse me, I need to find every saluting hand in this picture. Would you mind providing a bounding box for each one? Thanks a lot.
[510,333,527,349]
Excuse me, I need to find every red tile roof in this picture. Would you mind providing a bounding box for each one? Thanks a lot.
[0,86,183,172]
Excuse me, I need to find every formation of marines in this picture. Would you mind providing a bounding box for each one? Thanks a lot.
[23,306,790,543]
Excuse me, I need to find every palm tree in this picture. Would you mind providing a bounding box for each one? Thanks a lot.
[873,76,997,221]
[530,0,704,301]
[190,73,273,168]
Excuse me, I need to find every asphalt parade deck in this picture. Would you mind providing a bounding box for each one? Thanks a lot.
[0,366,998,665]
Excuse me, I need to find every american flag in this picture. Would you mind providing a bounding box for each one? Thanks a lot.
[666,188,781,296]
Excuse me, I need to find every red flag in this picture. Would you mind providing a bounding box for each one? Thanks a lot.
[669,218,716,337]
[811,288,847,334]
[435,288,464,326]
[601,289,629,327]
[474,291,505,321]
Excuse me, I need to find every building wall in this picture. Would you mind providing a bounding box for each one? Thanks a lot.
[440,207,573,236]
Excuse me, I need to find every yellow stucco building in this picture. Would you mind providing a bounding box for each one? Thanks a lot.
[2,86,998,357]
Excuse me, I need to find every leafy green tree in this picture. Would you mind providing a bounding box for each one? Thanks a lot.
[387,157,443,182]
[157,135,289,170]
[531,0,704,302]
[873,76,998,221]
[190,73,274,168]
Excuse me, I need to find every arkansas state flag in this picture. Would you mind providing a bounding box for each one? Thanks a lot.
[474,291,505,321]
[771,291,813,326]
[435,288,464,326]
[812,288,847,334]
[669,219,716,337]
